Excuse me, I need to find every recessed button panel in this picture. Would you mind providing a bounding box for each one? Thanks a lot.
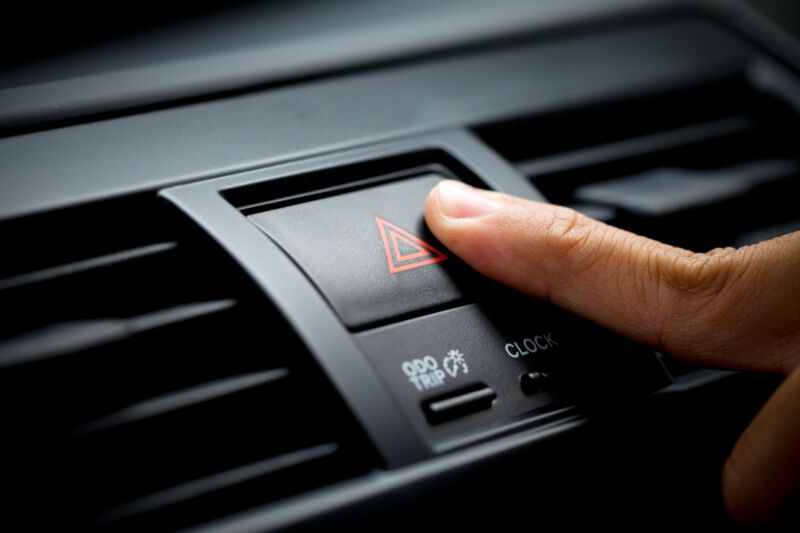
[249,175,471,328]
[356,297,671,446]
[355,300,571,443]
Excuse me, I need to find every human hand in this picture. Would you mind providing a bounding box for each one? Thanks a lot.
[425,180,800,525]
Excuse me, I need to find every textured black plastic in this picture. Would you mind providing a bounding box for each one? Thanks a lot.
[356,296,673,448]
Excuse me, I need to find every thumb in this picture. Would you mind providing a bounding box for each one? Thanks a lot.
[722,365,800,525]
[424,180,800,374]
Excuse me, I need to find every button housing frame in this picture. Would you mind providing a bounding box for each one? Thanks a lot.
[161,130,548,466]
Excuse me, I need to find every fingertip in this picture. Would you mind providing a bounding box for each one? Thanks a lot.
[427,180,506,220]
[423,180,445,222]
[424,180,518,277]
[425,180,489,250]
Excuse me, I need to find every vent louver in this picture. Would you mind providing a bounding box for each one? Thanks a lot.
[0,196,375,531]
[476,77,800,251]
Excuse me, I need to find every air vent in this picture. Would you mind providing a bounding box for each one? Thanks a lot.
[475,76,800,251]
[0,196,376,531]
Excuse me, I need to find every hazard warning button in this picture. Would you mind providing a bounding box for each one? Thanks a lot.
[248,174,471,328]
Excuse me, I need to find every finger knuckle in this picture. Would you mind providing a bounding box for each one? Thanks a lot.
[542,207,595,261]
[668,249,737,296]
[656,248,745,342]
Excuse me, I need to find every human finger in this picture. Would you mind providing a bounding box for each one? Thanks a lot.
[424,180,800,373]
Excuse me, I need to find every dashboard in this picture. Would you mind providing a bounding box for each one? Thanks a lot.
[1,1,799,530]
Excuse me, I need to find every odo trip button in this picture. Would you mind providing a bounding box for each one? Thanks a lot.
[423,384,497,425]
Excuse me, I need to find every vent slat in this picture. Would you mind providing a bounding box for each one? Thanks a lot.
[0,241,178,292]
[93,443,340,525]
[515,116,754,178]
[71,367,291,434]
[127,299,237,331]
[0,299,237,368]
[572,158,800,216]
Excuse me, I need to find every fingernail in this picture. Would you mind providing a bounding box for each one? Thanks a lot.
[435,180,505,218]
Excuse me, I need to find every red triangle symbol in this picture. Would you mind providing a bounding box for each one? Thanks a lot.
[375,216,448,274]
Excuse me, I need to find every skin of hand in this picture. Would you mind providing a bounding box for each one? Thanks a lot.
[424,179,800,525]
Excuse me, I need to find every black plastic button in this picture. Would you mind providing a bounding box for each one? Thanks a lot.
[249,175,467,328]
[519,371,547,395]
[423,383,496,425]
[519,371,560,395]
